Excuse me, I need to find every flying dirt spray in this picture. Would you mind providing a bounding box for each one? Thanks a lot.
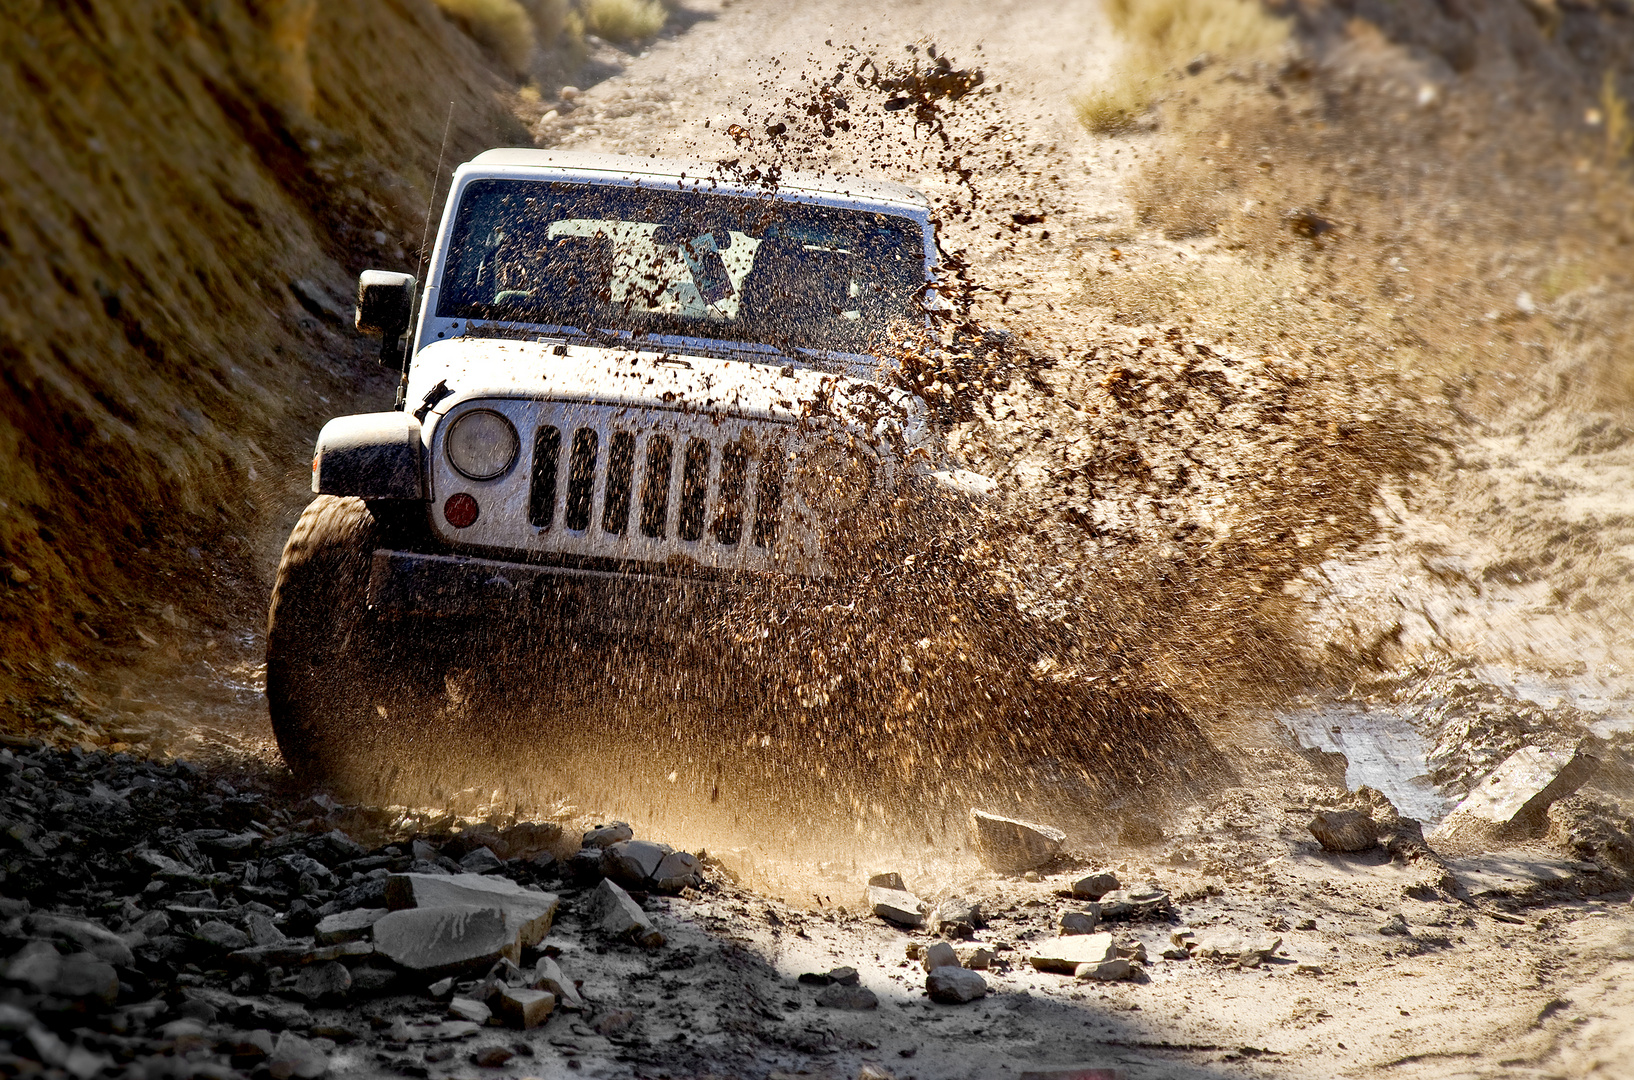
[341,44,1430,893]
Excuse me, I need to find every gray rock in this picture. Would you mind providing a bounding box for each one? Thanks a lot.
[24,914,134,967]
[1432,745,1600,843]
[227,1029,276,1060]
[1379,914,1410,937]
[134,849,201,882]
[532,957,584,1010]
[4,941,58,988]
[970,810,1065,873]
[292,961,351,1003]
[1028,932,1116,974]
[496,821,562,859]
[301,940,373,964]
[1075,958,1133,982]
[1097,889,1172,920]
[587,879,665,947]
[267,1031,329,1079]
[1059,910,1100,936]
[348,965,399,996]
[1239,937,1284,966]
[227,942,315,969]
[457,847,503,874]
[195,920,252,952]
[372,906,522,975]
[7,944,118,1005]
[926,966,988,1003]
[28,1024,113,1076]
[922,941,960,971]
[932,897,982,938]
[1192,933,1280,966]
[651,850,703,892]
[246,912,289,947]
[314,908,387,946]
[384,874,558,948]
[431,1020,481,1040]
[582,822,633,849]
[601,840,668,887]
[496,987,554,1029]
[866,885,928,928]
[816,983,879,1010]
[55,952,120,1004]
[1071,872,1120,900]
[866,872,906,890]
[0,1002,35,1033]
[197,831,262,857]
[131,911,172,938]
[1309,810,1380,853]
[447,997,491,1024]
[957,946,995,970]
[473,1045,514,1067]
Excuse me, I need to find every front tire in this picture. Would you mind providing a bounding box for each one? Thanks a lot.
[266,496,400,788]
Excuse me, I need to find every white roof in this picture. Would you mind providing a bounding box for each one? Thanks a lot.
[465,148,930,213]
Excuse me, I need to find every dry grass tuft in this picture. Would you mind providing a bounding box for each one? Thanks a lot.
[581,0,666,43]
[1076,0,1288,132]
[433,0,536,73]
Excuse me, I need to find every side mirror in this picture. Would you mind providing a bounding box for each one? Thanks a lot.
[356,270,417,369]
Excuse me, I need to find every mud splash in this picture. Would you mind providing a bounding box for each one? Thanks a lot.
[310,45,1438,876]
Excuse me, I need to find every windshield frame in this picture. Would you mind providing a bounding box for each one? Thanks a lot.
[413,164,937,377]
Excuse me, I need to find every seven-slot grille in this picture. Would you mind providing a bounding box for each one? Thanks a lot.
[430,399,813,575]
[527,419,785,550]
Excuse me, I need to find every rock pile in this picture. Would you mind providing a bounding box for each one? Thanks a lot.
[0,742,711,1078]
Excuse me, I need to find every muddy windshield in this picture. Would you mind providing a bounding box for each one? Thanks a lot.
[436,179,928,353]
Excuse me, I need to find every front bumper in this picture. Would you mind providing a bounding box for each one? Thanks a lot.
[367,549,736,636]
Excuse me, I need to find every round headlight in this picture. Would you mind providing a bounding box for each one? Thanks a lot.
[445,409,519,480]
[793,442,877,515]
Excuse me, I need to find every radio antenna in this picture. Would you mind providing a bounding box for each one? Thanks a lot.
[398,100,455,411]
[417,100,456,290]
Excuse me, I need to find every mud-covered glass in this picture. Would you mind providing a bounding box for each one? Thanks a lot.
[437,179,926,354]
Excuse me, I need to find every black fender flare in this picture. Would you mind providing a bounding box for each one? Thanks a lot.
[311,412,424,500]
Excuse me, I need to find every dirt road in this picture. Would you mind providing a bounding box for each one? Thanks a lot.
[4,0,1633,1077]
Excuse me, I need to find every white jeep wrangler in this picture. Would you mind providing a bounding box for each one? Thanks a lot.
[265,149,990,783]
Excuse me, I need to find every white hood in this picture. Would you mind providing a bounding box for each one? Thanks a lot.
[406,336,929,446]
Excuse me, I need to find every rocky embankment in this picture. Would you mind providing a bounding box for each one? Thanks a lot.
[6,732,1634,1080]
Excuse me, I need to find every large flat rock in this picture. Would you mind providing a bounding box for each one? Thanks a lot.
[970,810,1066,872]
[371,905,522,975]
[1431,745,1597,844]
[1027,932,1116,974]
[385,874,558,947]
[866,885,927,928]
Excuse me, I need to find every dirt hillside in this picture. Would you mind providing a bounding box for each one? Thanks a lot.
[0,0,529,709]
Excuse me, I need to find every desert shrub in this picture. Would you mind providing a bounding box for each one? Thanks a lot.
[581,0,666,43]
[433,0,536,73]
[1076,0,1288,131]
